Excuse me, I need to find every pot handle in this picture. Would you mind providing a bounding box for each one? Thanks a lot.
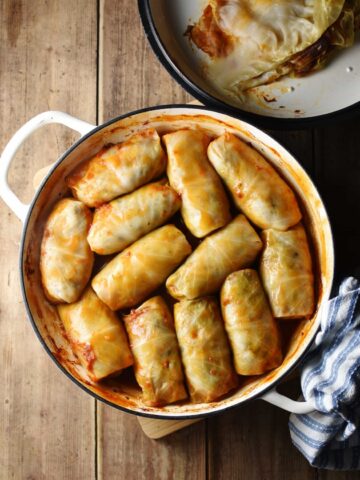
[0,111,95,223]
[260,388,314,414]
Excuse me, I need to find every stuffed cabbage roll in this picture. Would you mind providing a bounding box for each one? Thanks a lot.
[87,180,181,255]
[123,296,187,406]
[221,269,282,375]
[163,129,231,237]
[207,132,301,230]
[92,225,192,310]
[57,287,133,382]
[66,129,166,207]
[166,214,262,300]
[174,297,238,402]
[260,224,315,319]
[40,198,94,304]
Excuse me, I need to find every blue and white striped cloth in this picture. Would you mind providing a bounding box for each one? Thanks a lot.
[289,277,360,470]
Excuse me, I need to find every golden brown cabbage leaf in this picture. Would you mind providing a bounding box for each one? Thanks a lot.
[58,287,133,382]
[221,269,282,375]
[166,214,262,300]
[124,296,187,406]
[174,297,238,402]
[260,224,315,319]
[40,198,94,304]
[87,180,180,255]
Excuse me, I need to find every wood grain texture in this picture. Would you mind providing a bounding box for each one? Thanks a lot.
[313,116,360,477]
[98,407,206,480]
[99,0,191,122]
[97,1,204,479]
[138,417,202,440]
[0,1,97,479]
[314,118,360,284]
[207,382,317,480]
[270,130,314,175]
[2,0,360,478]
[319,471,360,479]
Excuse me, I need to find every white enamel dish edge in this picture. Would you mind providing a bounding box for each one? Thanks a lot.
[0,106,334,418]
[139,0,360,128]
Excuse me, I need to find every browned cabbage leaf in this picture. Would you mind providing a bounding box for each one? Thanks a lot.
[92,225,192,310]
[87,180,181,255]
[124,296,187,406]
[174,297,238,402]
[221,269,282,375]
[166,214,262,300]
[67,129,166,207]
[260,224,315,319]
[164,129,231,238]
[58,287,133,382]
[208,132,302,231]
[40,198,94,304]
[188,0,359,97]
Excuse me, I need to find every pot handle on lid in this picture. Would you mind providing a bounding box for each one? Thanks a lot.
[0,111,94,223]
[260,388,314,414]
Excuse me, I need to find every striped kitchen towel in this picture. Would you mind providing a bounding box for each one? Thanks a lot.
[289,277,360,470]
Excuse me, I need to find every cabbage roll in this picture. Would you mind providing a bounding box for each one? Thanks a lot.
[221,269,282,375]
[166,214,262,300]
[207,132,301,230]
[67,129,166,207]
[40,198,94,304]
[123,296,187,406]
[174,297,238,402]
[57,287,133,382]
[163,129,231,237]
[92,225,192,310]
[260,224,314,319]
[87,180,181,255]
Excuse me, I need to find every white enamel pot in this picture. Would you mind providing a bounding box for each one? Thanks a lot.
[139,0,360,128]
[0,105,334,419]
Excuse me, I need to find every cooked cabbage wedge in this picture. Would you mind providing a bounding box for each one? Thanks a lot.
[166,214,262,300]
[174,297,238,402]
[260,224,315,319]
[67,129,166,207]
[92,225,192,310]
[221,269,282,375]
[87,180,181,255]
[189,0,360,99]
[208,132,301,230]
[163,129,231,237]
[57,287,133,382]
[124,296,187,406]
[40,198,94,304]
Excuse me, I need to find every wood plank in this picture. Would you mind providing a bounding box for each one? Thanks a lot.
[138,417,202,440]
[98,408,206,480]
[0,1,97,478]
[207,380,318,480]
[269,129,314,174]
[98,0,191,123]
[313,118,360,283]
[98,1,205,479]
[314,116,360,476]
[319,470,360,479]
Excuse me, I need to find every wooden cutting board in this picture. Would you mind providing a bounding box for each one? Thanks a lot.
[138,417,202,439]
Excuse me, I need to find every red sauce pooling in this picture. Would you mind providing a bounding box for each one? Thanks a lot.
[83,343,96,372]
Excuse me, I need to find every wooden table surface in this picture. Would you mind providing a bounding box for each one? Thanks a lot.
[1,1,360,479]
